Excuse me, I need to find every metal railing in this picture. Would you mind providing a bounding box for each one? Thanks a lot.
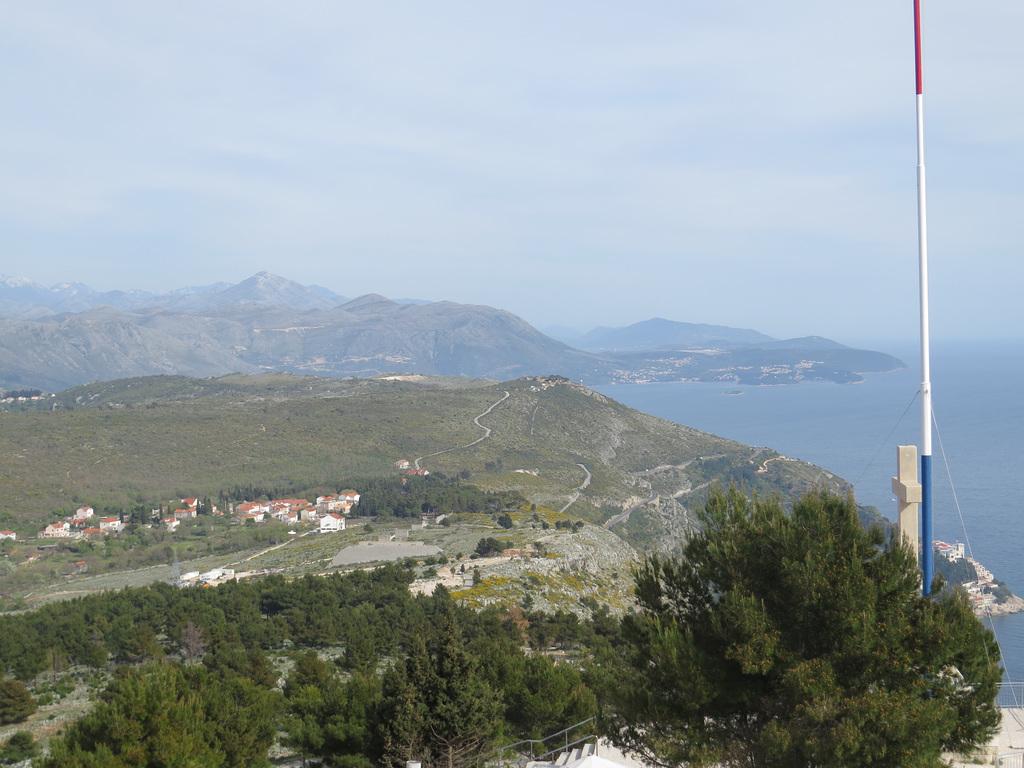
[997,683,1024,709]
[991,685,1024,767]
[495,718,597,767]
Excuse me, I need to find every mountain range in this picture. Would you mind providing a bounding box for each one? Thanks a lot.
[0,271,344,317]
[0,272,904,392]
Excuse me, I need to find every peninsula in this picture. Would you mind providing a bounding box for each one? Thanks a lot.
[935,540,1024,616]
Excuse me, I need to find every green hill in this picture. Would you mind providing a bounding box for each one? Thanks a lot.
[0,372,850,551]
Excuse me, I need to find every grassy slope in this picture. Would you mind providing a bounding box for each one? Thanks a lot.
[0,375,494,520]
[0,373,849,538]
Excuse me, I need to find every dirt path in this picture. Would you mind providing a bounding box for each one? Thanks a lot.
[558,464,592,514]
[414,390,510,469]
[604,491,658,529]
[227,530,314,566]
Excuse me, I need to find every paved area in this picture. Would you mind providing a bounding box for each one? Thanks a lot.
[330,540,441,567]
[950,708,1024,766]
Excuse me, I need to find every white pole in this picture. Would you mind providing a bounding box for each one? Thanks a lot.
[914,0,934,595]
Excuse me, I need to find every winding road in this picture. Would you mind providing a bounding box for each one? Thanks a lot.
[604,491,659,529]
[558,463,592,514]
[414,390,510,470]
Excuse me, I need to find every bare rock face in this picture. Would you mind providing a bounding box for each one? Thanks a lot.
[467,525,642,617]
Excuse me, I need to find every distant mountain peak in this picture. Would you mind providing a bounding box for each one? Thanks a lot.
[0,277,904,391]
[165,272,341,312]
[339,294,400,312]
[234,271,299,289]
[243,271,288,287]
[1,275,40,289]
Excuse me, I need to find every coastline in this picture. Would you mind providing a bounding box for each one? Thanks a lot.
[979,595,1024,618]
[933,540,1021,618]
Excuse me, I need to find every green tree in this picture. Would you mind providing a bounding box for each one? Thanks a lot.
[595,488,1001,768]
[0,679,36,725]
[284,650,332,699]
[202,642,278,689]
[40,663,279,768]
[0,731,40,765]
[376,599,503,768]
[481,648,596,742]
[474,537,510,557]
[284,665,381,768]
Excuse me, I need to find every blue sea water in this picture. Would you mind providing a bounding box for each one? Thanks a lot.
[594,340,1024,681]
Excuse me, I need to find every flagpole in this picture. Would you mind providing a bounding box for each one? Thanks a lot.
[914,0,934,596]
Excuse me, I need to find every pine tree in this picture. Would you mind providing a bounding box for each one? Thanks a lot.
[40,663,280,768]
[595,487,1001,768]
[0,680,35,725]
[0,731,40,765]
[376,596,503,768]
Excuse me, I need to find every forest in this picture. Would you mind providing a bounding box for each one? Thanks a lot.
[0,563,610,767]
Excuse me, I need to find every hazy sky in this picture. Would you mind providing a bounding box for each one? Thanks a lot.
[2,2,1021,346]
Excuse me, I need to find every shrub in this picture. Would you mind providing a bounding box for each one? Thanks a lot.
[0,679,36,725]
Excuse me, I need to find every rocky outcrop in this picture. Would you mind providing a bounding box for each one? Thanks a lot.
[978,595,1024,617]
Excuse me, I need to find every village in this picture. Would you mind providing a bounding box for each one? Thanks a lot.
[934,539,1024,616]
[0,456,460,585]
[32,489,363,543]
[18,459,436,545]
[2,490,362,584]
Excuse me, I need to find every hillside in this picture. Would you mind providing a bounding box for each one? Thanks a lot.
[0,297,612,391]
[574,317,776,351]
[0,373,849,555]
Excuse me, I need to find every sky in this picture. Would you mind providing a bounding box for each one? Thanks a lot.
[2,1,1022,348]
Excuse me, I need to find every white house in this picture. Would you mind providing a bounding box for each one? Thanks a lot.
[316,494,344,513]
[320,513,346,533]
[98,517,125,533]
[338,490,360,505]
[72,506,95,523]
[40,522,72,538]
[270,499,308,515]
[0,530,16,541]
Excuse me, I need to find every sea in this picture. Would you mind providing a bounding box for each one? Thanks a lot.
[594,340,1024,682]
